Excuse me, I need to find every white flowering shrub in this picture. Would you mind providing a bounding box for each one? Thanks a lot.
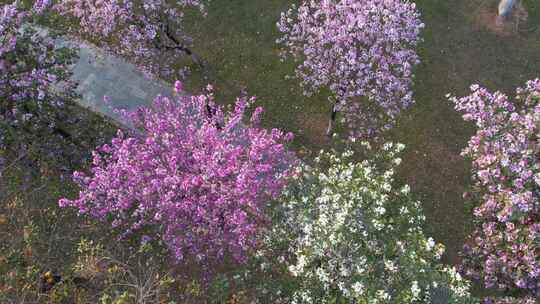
[264,142,479,304]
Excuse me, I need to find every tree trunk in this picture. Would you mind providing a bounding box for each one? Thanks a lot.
[205,102,222,130]
[163,23,205,68]
[326,100,339,137]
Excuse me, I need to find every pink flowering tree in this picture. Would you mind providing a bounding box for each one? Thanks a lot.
[450,79,540,297]
[277,0,424,139]
[56,0,206,78]
[59,82,296,267]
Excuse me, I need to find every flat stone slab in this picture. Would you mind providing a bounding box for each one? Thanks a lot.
[34,25,173,121]
[69,41,173,119]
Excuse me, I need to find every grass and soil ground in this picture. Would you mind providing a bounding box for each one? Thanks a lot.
[2,0,540,300]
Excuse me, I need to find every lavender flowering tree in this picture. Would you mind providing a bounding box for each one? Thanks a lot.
[1,1,73,142]
[56,0,206,78]
[0,1,89,175]
[60,82,296,267]
[277,0,424,139]
[450,79,540,297]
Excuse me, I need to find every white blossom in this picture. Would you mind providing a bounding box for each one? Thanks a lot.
[265,144,475,303]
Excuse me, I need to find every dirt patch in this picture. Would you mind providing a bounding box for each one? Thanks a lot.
[473,1,528,36]
[296,112,332,148]
[401,139,467,197]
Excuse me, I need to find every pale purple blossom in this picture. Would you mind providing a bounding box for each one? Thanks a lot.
[56,0,206,78]
[452,79,540,297]
[277,0,424,139]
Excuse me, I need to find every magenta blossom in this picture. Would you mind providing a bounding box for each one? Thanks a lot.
[60,83,296,266]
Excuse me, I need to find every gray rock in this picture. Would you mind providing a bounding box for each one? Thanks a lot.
[499,0,516,17]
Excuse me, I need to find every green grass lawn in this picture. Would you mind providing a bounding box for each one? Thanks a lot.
[183,0,540,266]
